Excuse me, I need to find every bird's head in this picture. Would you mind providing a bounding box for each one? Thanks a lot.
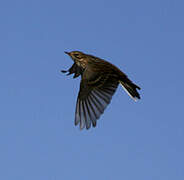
[64,51,85,62]
[64,51,87,69]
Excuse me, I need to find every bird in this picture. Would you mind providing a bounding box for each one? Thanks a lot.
[61,51,141,130]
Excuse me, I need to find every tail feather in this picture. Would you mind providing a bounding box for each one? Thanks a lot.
[119,81,141,101]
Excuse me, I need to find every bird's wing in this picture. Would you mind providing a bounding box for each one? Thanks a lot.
[75,73,119,130]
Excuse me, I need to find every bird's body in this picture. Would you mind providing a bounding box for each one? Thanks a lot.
[62,51,141,130]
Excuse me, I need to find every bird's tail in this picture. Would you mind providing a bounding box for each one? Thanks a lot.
[119,80,141,101]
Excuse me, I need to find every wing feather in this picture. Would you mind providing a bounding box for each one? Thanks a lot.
[75,75,119,129]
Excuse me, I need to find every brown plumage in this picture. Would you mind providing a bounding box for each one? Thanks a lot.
[62,51,141,130]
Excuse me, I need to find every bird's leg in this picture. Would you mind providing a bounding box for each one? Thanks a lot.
[61,63,83,78]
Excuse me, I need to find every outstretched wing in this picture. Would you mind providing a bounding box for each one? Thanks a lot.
[75,74,119,130]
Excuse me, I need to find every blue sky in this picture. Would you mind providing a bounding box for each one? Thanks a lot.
[0,0,184,179]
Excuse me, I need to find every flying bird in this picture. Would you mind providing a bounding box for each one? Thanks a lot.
[62,51,141,130]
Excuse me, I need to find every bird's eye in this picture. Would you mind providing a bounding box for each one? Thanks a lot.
[74,54,81,59]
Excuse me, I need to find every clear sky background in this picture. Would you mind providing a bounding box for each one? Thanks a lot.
[0,0,184,179]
